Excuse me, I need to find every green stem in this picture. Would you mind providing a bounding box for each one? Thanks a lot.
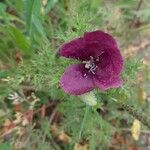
[78,105,90,139]
[116,101,150,129]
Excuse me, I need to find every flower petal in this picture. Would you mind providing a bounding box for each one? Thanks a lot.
[97,47,124,75]
[93,71,123,90]
[60,64,94,95]
[84,31,123,69]
[84,30,117,47]
[111,48,124,74]
[84,42,105,59]
[59,37,88,61]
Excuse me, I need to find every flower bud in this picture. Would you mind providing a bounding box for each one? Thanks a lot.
[80,91,97,106]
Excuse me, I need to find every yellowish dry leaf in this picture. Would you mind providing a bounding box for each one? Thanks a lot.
[51,124,59,137]
[74,143,88,150]
[137,86,146,105]
[143,60,150,79]
[1,76,13,82]
[131,119,141,141]
[58,131,71,144]
[42,0,48,6]
[51,125,71,144]
[22,117,29,126]
[13,112,23,125]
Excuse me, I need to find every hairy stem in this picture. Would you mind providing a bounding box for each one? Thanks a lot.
[117,101,150,129]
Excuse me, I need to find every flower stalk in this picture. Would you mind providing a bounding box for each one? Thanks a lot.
[78,105,90,139]
[116,101,150,129]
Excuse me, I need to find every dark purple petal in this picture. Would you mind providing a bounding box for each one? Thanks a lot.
[84,30,117,48]
[84,42,105,59]
[60,64,94,95]
[59,37,88,61]
[93,48,123,90]
[111,48,124,74]
[93,72,123,90]
[98,51,111,69]
[97,45,123,75]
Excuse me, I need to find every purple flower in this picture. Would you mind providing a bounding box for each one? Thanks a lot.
[59,30,124,95]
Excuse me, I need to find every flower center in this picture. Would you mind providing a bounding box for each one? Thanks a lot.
[83,56,98,74]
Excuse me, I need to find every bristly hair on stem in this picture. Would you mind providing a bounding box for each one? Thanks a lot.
[114,100,150,129]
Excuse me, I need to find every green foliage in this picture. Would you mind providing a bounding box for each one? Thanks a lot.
[0,0,150,149]
[0,2,6,14]
[14,47,72,91]
[45,0,58,14]
[7,25,31,54]
[59,99,113,149]
[0,143,11,150]
[123,58,143,81]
